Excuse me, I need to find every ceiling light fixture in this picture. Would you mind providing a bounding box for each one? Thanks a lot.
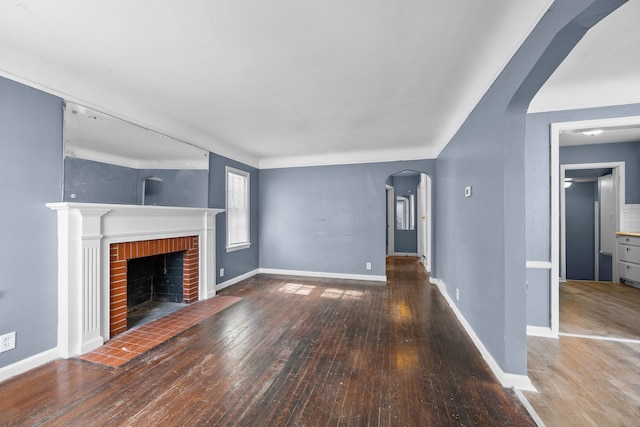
[564,180,572,188]
[581,129,603,136]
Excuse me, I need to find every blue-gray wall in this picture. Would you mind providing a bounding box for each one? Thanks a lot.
[525,103,640,328]
[259,160,435,277]
[561,142,640,203]
[208,153,259,284]
[64,157,208,207]
[392,175,419,254]
[0,76,63,368]
[565,182,596,279]
[435,0,624,375]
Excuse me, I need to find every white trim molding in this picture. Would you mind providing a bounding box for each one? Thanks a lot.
[216,268,260,292]
[527,326,557,338]
[392,252,419,257]
[430,277,537,391]
[0,348,59,383]
[514,390,546,427]
[259,268,387,282]
[526,261,552,269]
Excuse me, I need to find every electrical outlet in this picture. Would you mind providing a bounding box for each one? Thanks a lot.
[0,332,16,353]
[456,288,460,301]
[366,262,372,270]
[219,268,225,277]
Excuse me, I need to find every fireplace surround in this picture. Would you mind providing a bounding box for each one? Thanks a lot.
[112,236,198,337]
[47,202,223,358]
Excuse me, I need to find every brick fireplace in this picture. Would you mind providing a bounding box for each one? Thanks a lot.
[47,202,223,358]
[110,236,199,337]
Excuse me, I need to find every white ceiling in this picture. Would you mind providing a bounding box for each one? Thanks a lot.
[534,0,640,149]
[530,0,640,113]
[1,1,638,169]
[0,0,552,168]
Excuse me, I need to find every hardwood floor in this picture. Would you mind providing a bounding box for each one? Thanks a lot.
[79,295,241,367]
[524,280,640,426]
[0,257,534,426]
[560,280,640,339]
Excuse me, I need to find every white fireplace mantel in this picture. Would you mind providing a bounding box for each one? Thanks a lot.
[47,202,223,358]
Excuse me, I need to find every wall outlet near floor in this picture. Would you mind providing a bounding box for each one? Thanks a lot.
[219,268,225,277]
[0,331,16,353]
[456,288,460,301]
[366,262,372,270]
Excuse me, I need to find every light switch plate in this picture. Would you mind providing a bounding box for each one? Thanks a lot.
[464,186,472,197]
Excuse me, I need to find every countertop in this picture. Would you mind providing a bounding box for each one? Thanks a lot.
[616,231,640,237]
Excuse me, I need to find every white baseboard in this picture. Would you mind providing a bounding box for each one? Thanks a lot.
[0,347,59,383]
[259,268,387,282]
[392,252,418,257]
[216,268,260,291]
[515,389,546,427]
[527,325,557,338]
[431,277,537,391]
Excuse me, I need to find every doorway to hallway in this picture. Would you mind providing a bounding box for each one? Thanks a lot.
[385,170,432,272]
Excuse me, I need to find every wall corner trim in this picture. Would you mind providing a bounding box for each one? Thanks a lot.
[0,348,59,383]
[259,268,387,282]
[216,268,260,292]
[431,277,537,391]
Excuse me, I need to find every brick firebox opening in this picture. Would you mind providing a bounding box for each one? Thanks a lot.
[110,236,199,337]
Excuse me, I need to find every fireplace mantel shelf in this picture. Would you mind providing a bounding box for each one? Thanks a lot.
[47,202,223,358]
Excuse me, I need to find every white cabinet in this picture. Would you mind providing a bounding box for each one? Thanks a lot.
[617,233,640,288]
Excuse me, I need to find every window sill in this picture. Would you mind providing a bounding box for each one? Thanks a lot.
[226,243,251,253]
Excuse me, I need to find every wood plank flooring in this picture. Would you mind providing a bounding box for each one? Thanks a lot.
[524,280,640,426]
[560,280,640,339]
[0,257,534,426]
[79,295,241,367]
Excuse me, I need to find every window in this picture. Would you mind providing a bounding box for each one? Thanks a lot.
[225,166,250,251]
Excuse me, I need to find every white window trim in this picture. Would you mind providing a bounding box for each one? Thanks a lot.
[225,166,251,252]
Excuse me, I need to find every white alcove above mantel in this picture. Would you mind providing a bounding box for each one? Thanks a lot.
[47,202,223,358]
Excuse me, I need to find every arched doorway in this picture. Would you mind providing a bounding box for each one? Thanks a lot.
[386,170,432,272]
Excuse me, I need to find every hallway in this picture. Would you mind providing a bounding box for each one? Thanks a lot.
[0,257,533,426]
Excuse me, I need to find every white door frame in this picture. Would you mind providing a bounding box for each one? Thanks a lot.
[550,116,638,337]
[386,175,432,270]
[594,200,600,281]
[417,174,432,272]
[560,163,623,281]
[386,185,395,256]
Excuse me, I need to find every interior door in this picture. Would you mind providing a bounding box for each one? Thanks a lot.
[598,173,616,256]
[599,172,618,282]
[386,186,394,256]
[417,174,428,269]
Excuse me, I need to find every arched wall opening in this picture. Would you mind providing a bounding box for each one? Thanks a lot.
[386,170,432,273]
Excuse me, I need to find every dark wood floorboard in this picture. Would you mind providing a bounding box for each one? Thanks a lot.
[0,257,534,426]
[525,280,640,426]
